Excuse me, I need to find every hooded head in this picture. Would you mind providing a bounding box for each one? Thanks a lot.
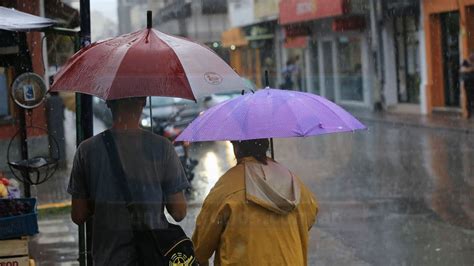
[232,139,301,215]
[231,139,269,165]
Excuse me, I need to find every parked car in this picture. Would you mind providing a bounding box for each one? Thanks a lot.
[92,97,113,127]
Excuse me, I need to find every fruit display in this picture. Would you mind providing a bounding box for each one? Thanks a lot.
[0,177,21,199]
[0,183,7,198]
[0,200,33,218]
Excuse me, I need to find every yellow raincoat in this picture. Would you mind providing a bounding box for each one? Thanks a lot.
[192,157,318,265]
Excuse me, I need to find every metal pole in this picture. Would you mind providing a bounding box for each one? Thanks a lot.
[78,1,93,266]
[17,32,32,197]
[149,96,153,132]
[265,70,274,159]
[369,0,385,110]
[147,11,154,132]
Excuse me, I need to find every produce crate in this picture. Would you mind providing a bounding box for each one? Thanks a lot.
[0,199,38,240]
[0,237,28,257]
[0,255,30,266]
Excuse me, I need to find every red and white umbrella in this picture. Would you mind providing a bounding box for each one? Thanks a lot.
[50,26,249,100]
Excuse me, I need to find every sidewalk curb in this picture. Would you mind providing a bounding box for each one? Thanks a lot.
[357,115,474,134]
[37,201,71,210]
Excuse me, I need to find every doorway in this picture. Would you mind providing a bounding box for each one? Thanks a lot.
[394,15,420,104]
[440,12,460,107]
[322,41,335,101]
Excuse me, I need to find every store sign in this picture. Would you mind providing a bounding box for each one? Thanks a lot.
[221,27,248,48]
[332,17,366,32]
[254,0,279,20]
[279,0,348,25]
[284,36,308,49]
[228,0,255,27]
[284,26,311,38]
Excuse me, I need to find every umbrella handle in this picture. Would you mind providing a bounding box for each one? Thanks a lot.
[147,10,152,29]
[265,70,270,87]
[270,138,275,160]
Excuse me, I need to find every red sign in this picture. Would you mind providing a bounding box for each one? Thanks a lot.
[284,36,308,49]
[284,25,311,38]
[279,0,348,25]
[332,17,366,32]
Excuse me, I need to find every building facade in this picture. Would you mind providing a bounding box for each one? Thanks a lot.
[278,0,374,107]
[421,0,474,118]
[222,0,279,88]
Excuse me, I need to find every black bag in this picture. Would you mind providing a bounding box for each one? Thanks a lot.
[102,131,197,266]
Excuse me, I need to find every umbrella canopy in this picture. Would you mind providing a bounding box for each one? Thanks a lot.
[176,88,366,142]
[50,28,249,101]
[0,7,56,31]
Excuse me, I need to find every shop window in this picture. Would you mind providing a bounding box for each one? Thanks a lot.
[322,41,335,101]
[310,40,320,95]
[440,12,460,107]
[202,0,227,14]
[337,37,363,102]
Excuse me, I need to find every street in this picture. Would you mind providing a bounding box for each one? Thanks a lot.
[29,113,474,265]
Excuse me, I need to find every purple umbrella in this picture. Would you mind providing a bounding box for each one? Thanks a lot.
[176,88,366,143]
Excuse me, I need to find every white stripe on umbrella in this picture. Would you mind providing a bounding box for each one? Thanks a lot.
[155,30,250,99]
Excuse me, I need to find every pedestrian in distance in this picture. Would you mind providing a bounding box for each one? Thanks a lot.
[281,58,296,90]
[68,97,189,265]
[294,55,303,92]
[460,53,474,118]
[192,139,318,265]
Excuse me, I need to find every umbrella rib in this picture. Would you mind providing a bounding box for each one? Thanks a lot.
[299,92,355,130]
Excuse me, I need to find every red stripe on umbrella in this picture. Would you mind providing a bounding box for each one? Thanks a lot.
[108,29,194,100]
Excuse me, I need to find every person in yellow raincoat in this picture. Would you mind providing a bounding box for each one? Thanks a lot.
[192,139,318,265]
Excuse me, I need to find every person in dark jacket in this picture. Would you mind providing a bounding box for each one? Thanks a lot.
[461,53,474,118]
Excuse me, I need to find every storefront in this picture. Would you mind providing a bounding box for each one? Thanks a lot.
[382,0,423,112]
[223,0,279,88]
[422,0,474,117]
[279,0,371,106]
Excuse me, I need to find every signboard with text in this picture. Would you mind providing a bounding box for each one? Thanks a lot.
[279,0,348,25]
[254,0,279,21]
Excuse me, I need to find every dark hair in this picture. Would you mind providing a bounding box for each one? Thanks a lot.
[106,97,146,119]
[233,139,270,165]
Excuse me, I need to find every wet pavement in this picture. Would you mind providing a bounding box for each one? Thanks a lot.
[28,113,474,265]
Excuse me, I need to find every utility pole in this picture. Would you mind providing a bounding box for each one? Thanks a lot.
[78,1,93,265]
[369,0,385,111]
[177,0,188,36]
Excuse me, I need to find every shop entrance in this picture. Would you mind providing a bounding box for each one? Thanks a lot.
[337,36,363,102]
[394,15,420,104]
[440,11,460,107]
[322,41,335,101]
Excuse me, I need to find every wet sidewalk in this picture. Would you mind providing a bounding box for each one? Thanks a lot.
[347,107,474,134]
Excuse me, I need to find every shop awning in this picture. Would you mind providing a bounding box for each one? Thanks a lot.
[279,0,347,25]
[221,27,249,48]
[0,6,56,31]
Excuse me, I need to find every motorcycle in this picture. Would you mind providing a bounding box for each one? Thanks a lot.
[157,108,199,182]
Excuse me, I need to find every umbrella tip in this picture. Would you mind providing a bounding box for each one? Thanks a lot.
[147,10,152,29]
